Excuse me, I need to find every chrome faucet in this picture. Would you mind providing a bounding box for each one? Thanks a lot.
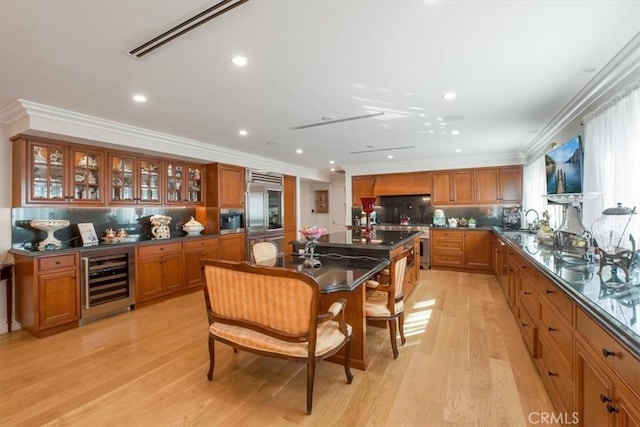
[525,209,540,232]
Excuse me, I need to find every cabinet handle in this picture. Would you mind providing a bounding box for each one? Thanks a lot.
[600,394,612,403]
[55,261,61,265]
[602,348,617,358]
[547,371,558,377]
[548,327,557,332]
[524,291,532,295]
[606,404,619,414]
[521,322,529,327]
[545,289,554,295]
[160,248,164,251]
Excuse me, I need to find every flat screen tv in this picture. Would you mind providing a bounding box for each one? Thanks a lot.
[545,135,583,195]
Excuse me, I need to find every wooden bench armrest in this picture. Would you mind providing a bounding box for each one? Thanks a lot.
[317,298,349,335]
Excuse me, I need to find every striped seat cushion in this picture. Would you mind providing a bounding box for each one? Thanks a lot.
[210,321,352,358]
[365,290,404,317]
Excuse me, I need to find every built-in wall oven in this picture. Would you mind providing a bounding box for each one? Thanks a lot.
[80,246,135,324]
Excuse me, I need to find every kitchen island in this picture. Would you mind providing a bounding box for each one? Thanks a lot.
[292,229,422,297]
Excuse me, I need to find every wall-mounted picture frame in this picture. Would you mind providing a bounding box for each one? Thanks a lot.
[315,190,329,213]
[78,223,99,246]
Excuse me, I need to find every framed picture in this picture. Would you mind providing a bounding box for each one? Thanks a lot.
[78,223,99,246]
[315,190,329,213]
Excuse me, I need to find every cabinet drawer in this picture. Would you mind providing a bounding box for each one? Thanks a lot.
[38,254,76,271]
[432,230,463,240]
[518,275,537,320]
[538,299,573,373]
[431,252,464,267]
[432,239,463,251]
[537,335,573,413]
[183,238,218,251]
[137,242,183,257]
[516,301,537,357]
[536,275,573,324]
[577,309,640,396]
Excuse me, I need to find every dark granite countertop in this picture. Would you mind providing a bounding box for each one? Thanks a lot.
[293,230,422,251]
[9,233,222,257]
[494,227,640,358]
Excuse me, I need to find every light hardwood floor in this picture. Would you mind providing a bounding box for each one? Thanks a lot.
[0,270,559,426]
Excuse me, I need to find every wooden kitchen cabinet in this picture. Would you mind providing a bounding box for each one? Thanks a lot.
[575,337,640,427]
[14,253,80,337]
[430,229,464,268]
[475,166,523,204]
[431,229,492,272]
[464,230,492,270]
[284,174,297,256]
[183,237,219,288]
[164,162,204,205]
[219,233,246,262]
[372,171,432,196]
[352,175,377,206]
[136,242,184,303]
[205,163,245,208]
[432,170,475,205]
[110,153,165,205]
[12,136,106,206]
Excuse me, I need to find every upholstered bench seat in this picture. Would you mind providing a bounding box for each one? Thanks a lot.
[210,321,353,358]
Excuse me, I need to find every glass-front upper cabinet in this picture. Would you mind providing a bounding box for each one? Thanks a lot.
[138,158,162,205]
[109,154,136,204]
[71,147,104,203]
[30,142,66,202]
[165,162,184,203]
[165,162,203,204]
[186,165,203,203]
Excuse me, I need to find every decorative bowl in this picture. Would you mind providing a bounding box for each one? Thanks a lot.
[183,216,204,236]
[299,226,327,241]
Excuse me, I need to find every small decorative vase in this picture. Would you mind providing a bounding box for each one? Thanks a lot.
[150,215,172,239]
[299,226,327,268]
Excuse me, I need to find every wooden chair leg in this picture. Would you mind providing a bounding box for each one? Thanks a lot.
[207,335,215,380]
[388,319,399,359]
[306,359,316,414]
[398,312,406,345]
[343,338,354,384]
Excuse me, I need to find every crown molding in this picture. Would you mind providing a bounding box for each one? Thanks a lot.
[344,152,525,176]
[0,99,29,125]
[1,99,329,182]
[521,31,640,162]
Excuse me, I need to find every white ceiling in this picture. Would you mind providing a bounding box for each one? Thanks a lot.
[1,0,639,175]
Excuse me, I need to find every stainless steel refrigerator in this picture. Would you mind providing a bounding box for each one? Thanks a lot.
[245,170,285,260]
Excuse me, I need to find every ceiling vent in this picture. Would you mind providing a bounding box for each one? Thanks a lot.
[348,146,415,155]
[290,112,385,130]
[247,170,284,186]
[129,0,250,59]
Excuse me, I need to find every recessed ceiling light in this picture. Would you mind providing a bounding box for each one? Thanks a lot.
[366,144,376,148]
[451,130,460,135]
[232,55,247,66]
[322,116,335,121]
[132,94,147,103]
[238,129,248,136]
[409,106,424,111]
[455,148,462,153]
[329,160,335,164]
[442,92,457,100]
[387,155,394,159]
[427,130,435,134]
[330,168,336,172]
[441,114,465,122]
[296,149,303,154]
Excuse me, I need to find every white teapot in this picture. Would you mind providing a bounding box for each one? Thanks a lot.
[448,217,459,228]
